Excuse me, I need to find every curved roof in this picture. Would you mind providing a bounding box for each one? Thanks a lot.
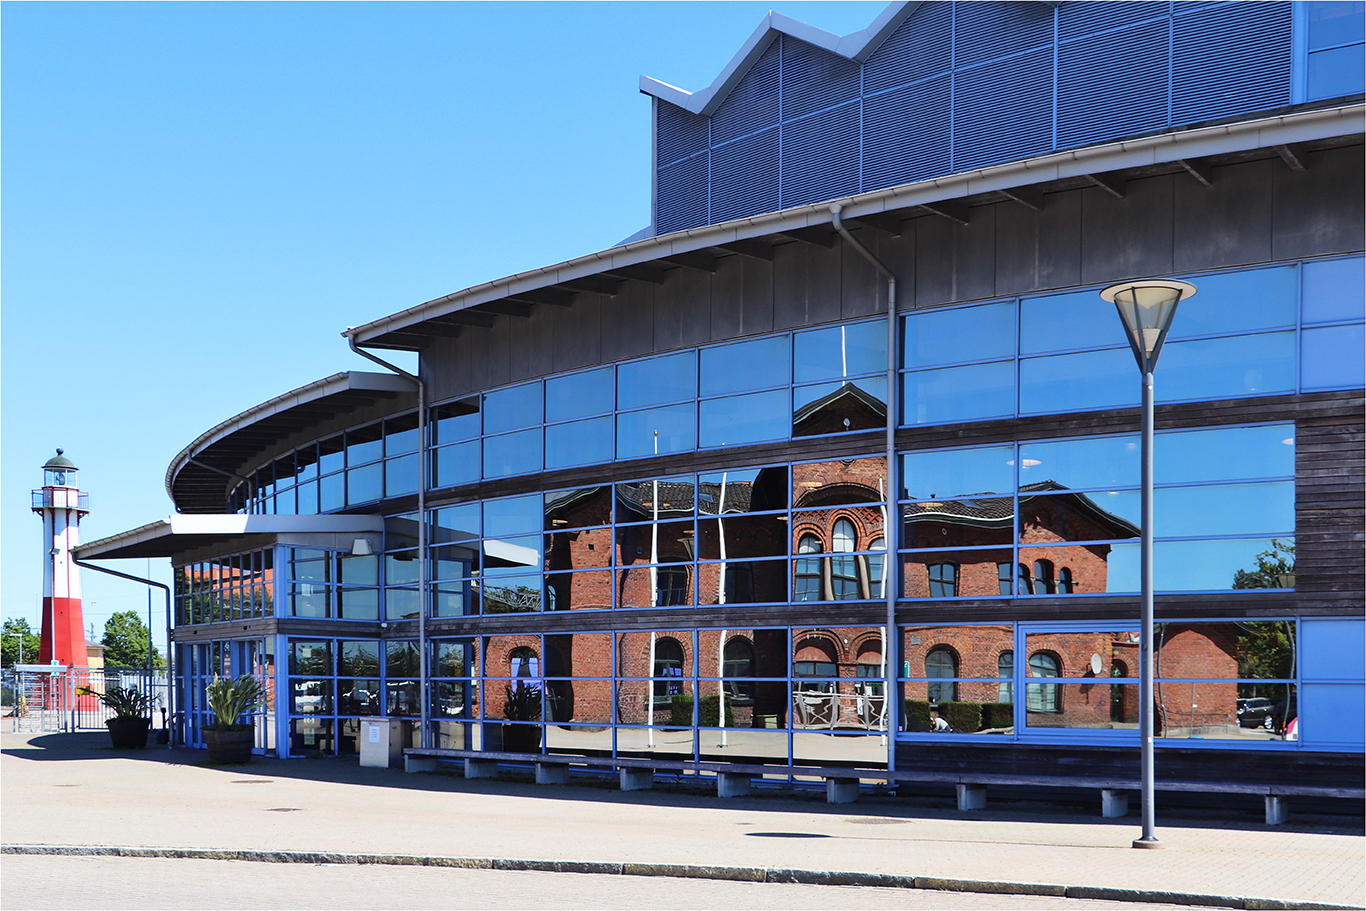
[347,103,1364,351]
[166,371,416,514]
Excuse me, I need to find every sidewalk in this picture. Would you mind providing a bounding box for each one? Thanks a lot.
[2,731,1362,910]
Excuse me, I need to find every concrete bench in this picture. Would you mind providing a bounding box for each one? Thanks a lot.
[402,748,1363,823]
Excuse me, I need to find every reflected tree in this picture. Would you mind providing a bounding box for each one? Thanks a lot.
[1232,539,1295,589]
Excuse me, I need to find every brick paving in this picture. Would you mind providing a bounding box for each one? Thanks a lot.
[2,731,1362,909]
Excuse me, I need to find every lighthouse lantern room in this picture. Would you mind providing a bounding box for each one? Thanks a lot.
[32,448,90,667]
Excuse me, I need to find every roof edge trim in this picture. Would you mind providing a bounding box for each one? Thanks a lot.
[350,103,1365,346]
[164,371,416,503]
[640,1,914,116]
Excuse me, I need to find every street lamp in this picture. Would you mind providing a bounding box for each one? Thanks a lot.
[1101,278,1196,849]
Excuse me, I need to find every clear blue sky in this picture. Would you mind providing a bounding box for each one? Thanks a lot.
[1,2,889,652]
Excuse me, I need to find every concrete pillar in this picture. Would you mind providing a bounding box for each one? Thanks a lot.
[957,783,987,811]
[465,758,499,779]
[404,755,438,774]
[827,777,860,804]
[717,772,751,798]
[536,763,570,785]
[1101,789,1130,818]
[1265,795,1289,826]
[620,767,654,791]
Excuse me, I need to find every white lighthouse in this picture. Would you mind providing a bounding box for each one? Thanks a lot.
[32,449,90,667]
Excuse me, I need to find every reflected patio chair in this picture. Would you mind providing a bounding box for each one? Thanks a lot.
[793,691,836,728]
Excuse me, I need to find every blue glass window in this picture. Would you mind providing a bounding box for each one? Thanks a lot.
[1157,425,1294,484]
[618,351,697,410]
[1167,266,1296,339]
[1021,290,1117,354]
[432,400,479,444]
[1020,436,1139,491]
[546,367,614,423]
[903,445,1014,501]
[794,320,886,382]
[384,454,419,497]
[433,440,479,488]
[1302,257,1366,324]
[904,361,1016,424]
[700,336,790,396]
[483,429,542,479]
[483,382,543,435]
[1158,333,1296,401]
[616,404,696,459]
[347,424,383,466]
[1302,324,1366,390]
[546,416,613,470]
[484,495,542,540]
[1019,348,1134,414]
[346,463,383,505]
[905,301,1014,367]
[699,390,789,448]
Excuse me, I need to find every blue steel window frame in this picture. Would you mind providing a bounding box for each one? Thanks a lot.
[899,259,1346,431]
[897,619,1305,750]
[899,422,1296,600]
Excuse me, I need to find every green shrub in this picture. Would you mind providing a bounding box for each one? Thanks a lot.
[698,694,735,727]
[904,699,931,732]
[204,676,263,731]
[669,694,694,726]
[79,685,155,720]
[939,701,982,733]
[980,702,1014,730]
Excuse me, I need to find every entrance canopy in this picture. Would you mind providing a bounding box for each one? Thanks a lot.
[73,514,386,563]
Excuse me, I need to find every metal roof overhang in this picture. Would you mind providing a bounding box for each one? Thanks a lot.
[166,371,416,514]
[348,103,1365,352]
[73,515,388,562]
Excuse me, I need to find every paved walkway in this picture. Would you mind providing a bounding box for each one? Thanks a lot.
[2,731,1362,910]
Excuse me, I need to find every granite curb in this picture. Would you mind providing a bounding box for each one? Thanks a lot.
[5,844,1361,911]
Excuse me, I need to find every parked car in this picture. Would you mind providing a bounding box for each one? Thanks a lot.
[1237,697,1276,729]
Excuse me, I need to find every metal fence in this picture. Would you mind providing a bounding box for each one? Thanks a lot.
[4,666,170,736]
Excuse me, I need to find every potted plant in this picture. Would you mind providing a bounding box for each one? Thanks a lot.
[203,675,263,763]
[501,682,542,753]
[82,686,154,749]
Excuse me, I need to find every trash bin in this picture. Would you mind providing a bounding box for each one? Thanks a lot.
[359,718,403,768]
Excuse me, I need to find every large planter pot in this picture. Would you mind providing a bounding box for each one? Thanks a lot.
[502,723,541,754]
[204,726,255,764]
[106,717,151,750]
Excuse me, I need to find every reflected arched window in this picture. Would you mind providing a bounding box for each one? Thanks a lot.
[653,637,684,701]
[722,638,755,704]
[831,519,859,600]
[1017,563,1032,593]
[795,534,823,602]
[1057,567,1074,594]
[1028,651,1060,713]
[509,646,540,696]
[926,646,957,703]
[866,537,886,599]
[997,650,1014,704]
[1033,560,1055,595]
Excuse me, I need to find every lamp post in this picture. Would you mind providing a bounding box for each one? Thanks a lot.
[1100,279,1196,849]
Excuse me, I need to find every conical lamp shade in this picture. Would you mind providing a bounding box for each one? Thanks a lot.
[1100,280,1196,371]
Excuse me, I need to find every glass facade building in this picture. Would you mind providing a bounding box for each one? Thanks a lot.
[77,1,1364,791]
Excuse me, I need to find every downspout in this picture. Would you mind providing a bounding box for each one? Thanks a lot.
[344,332,428,750]
[73,559,174,748]
[830,203,898,775]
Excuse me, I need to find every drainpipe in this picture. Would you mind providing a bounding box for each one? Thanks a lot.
[344,331,429,750]
[830,203,899,775]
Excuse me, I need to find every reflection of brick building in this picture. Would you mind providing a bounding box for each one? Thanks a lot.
[903,483,1138,598]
